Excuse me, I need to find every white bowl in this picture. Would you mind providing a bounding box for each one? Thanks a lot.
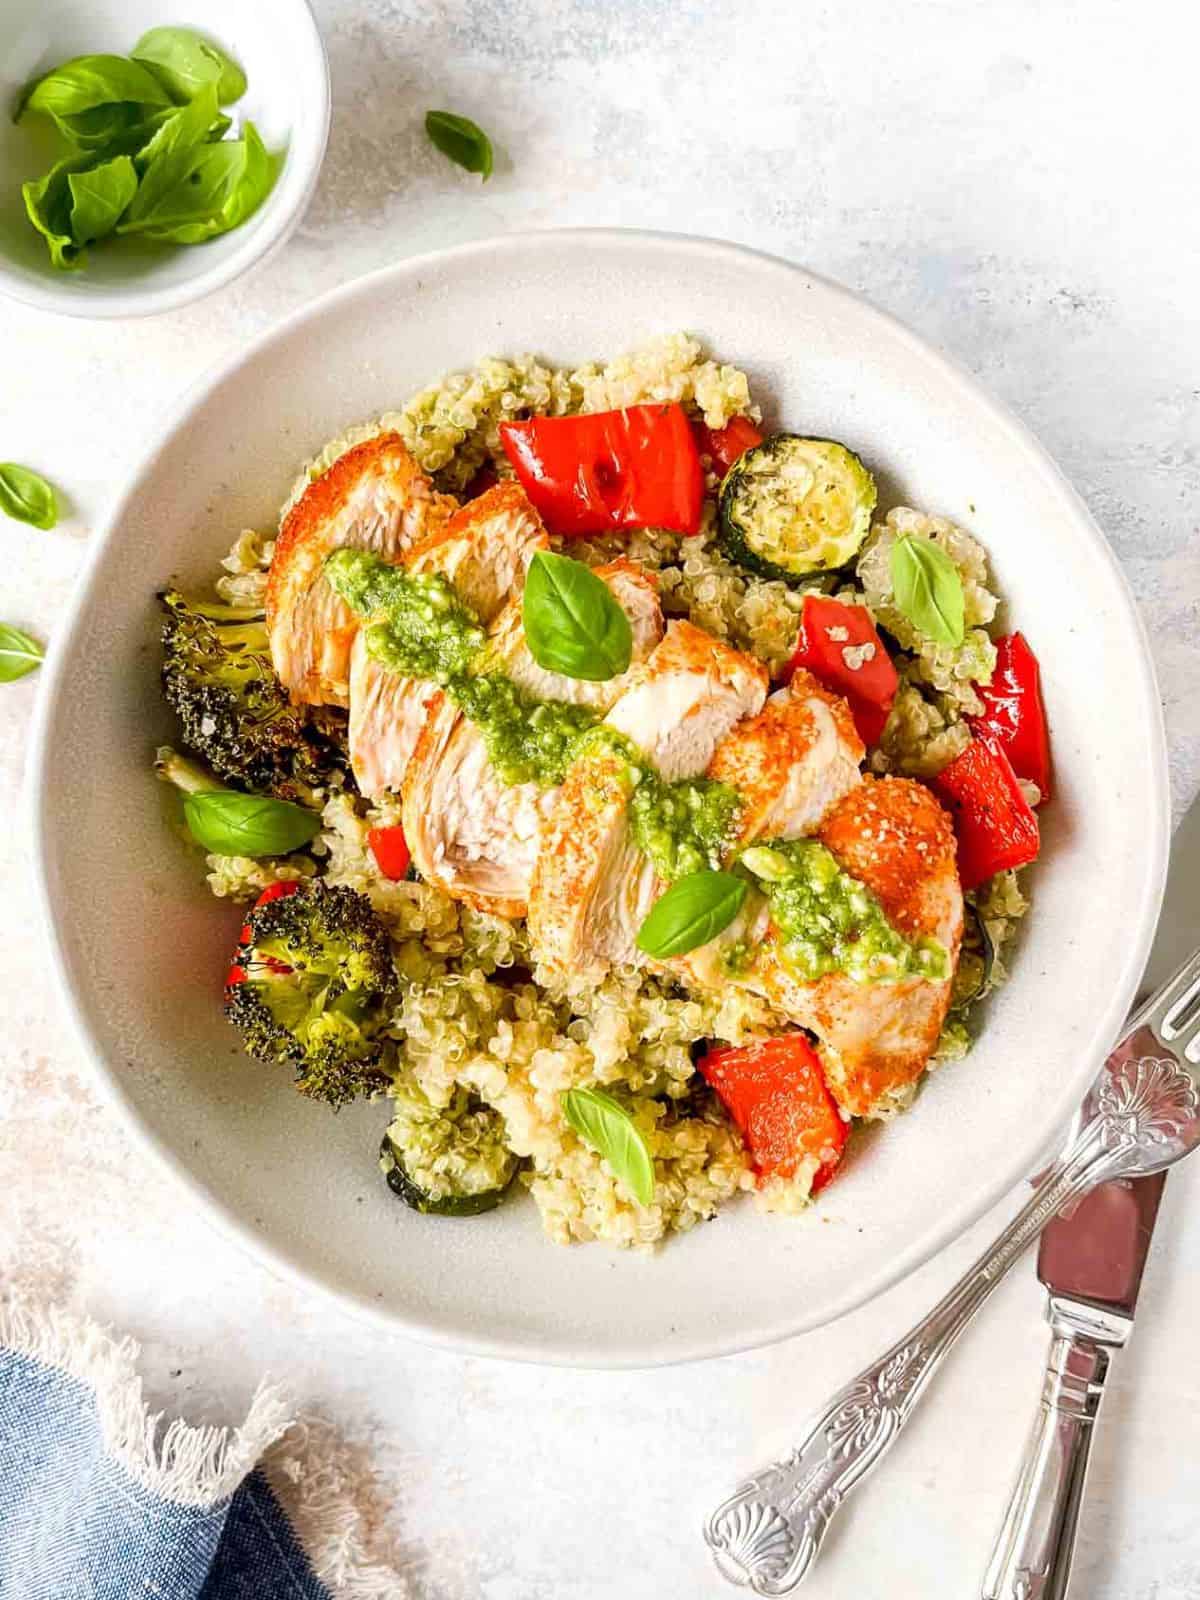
[30,232,1169,1365]
[0,0,328,318]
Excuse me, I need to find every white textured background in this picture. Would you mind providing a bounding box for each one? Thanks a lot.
[2,2,1198,1596]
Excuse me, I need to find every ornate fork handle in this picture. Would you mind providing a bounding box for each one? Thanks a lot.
[703,1043,1198,1596]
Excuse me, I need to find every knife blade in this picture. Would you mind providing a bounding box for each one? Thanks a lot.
[983,795,1200,1600]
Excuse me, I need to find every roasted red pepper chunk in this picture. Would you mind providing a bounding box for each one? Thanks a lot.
[226,879,301,988]
[969,631,1052,805]
[499,403,704,537]
[781,594,899,747]
[693,415,763,478]
[699,1034,848,1192]
[930,732,1040,892]
[367,824,411,881]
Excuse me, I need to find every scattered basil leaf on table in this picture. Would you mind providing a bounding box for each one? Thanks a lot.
[522,551,633,681]
[425,110,493,179]
[0,624,45,683]
[68,154,138,243]
[0,463,58,530]
[16,55,172,133]
[131,26,247,107]
[182,791,320,857]
[889,533,965,646]
[636,869,747,959]
[561,1087,655,1207]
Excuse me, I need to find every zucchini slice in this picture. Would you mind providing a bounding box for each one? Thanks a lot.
[379,1088,520,1217]
[718,434,876,581]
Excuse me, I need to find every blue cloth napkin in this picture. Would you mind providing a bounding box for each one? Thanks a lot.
[0,1301,366,1600]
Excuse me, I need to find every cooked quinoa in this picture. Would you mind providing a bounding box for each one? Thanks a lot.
[185,333,1032,1249]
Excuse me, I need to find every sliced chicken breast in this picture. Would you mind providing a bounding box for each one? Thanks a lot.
[528,622,770,981]
[348,483,549,798]
[751,777,963,1118]
[266,433,455,707]
[404,561,665,920]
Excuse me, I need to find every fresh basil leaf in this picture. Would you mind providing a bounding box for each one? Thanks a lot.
[149,122,275,243]
[68,154,138,243]
[889,533,965,646]
[131,27,247,107]
[635,869,747,959]
[52,101,171,153]
[0,463,58,529]
[523,551,632,682]
[18,55,172,128]
[118,85,235,235]
[561,1087,655,1206]
[21,157,89,270]
[425,110,493,179]
[183,790,320,857]
[131,89,223,175]
[0,624,45,683]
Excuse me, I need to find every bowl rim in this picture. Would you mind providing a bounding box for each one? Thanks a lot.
[0,0,330,321]
[27,229,1171,1366]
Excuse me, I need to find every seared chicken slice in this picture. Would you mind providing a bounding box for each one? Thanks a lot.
[706,671,864,845]
[348,483,549,798]
[528,622,769,981]
[266,433,455,707]
[737,778,963,1119]
[404,561,665,920]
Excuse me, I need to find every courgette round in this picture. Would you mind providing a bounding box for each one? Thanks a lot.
[380,1133,519,1215]
[718,434,876,581]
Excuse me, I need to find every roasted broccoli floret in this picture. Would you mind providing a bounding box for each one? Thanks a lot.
[160,590,339,800]
[224,880,397,1109]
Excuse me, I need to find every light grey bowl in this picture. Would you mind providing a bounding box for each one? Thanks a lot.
[29,232,1169,1365]
[0,0,328,318]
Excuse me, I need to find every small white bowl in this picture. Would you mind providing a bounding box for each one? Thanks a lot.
[0,0,328,318]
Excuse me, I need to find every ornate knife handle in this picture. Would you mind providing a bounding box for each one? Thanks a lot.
[703,1042,1199,1596]
[981,1318,1118,1600]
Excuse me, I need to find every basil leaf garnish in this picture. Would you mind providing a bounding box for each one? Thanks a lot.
[17,55,172,134]
[635,870,747,959]
[889,533,965,646]
[0,624,45,683]
[561,1087,655,1207]
[131,27,247,107]
[523,551,633,682]
[183,791,320,857]
[117,84,232,235]
[0,464,58,530]
[21,159,88,271]
[68,154,138,243]
[425,110,493,179]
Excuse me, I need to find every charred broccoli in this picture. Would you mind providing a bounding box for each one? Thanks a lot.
[224,880,397,1109]
[159,590,339,801]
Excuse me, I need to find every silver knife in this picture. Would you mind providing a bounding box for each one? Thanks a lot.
[982,796,1200,1600]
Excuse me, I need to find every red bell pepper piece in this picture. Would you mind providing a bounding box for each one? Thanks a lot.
[367,824,411,881]
[227,879,301,988]
[693,415,763,478]
[969,632,1052,804]
[499,403,704,538]
[930,732,1040,891]
[781,594,899,747]
[699,1034,848,1192]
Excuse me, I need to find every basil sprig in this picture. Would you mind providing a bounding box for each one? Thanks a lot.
[561,1087,655,1207]
[523,551,633,682]
[0,464,58,530]
[890,533,965,646]
[425,110,493,179]
[635,869,747,959]
[131,27,247,107]
[0,624,45,683]
[183,791,320,857]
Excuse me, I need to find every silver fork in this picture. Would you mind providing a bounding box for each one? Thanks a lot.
[703,948,1200,1596]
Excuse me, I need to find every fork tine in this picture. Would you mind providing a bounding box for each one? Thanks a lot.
[1142,948,1200,1037]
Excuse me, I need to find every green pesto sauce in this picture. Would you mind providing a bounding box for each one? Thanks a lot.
[742,840,950,985]
[454,673,600,787]
[580,726,743,884]
[327,549,484,682]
